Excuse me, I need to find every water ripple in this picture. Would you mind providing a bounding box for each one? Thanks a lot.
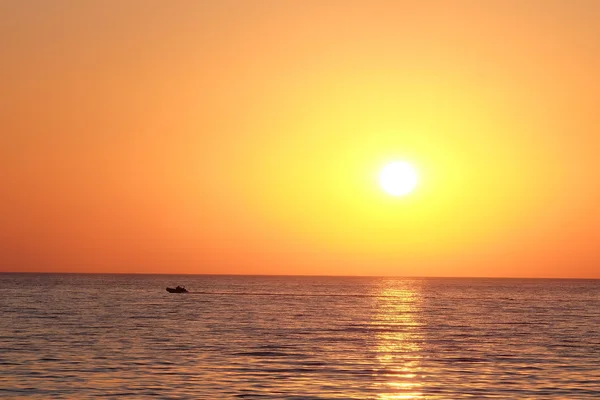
[1,274,599,399]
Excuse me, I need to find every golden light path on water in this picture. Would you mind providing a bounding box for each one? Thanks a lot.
[373,282,424,399]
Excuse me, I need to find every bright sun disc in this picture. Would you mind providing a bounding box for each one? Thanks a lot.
[379,161,418,196]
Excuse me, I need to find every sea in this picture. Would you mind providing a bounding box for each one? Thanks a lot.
[1,274,598,399]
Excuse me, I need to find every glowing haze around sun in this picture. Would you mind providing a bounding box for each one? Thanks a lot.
[379,161,418,196]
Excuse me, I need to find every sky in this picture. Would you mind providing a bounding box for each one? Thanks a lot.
[1,0,599,278]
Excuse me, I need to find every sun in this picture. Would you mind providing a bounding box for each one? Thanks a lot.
[379,161,418,196]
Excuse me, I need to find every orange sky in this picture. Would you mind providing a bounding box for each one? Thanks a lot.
[1,1,599,277]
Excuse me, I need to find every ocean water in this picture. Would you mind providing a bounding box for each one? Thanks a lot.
[1,274,599,399]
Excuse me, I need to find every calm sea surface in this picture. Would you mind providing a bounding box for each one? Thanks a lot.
[1,274,599,399]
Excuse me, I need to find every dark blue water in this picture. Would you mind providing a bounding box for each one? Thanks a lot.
[1,274,599,399]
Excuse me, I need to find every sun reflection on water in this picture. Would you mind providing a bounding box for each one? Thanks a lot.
[372,281,425,399]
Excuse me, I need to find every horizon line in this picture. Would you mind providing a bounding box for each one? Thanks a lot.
[0,271,598,280]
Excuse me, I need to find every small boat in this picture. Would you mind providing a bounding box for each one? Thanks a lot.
[166,286,188,293]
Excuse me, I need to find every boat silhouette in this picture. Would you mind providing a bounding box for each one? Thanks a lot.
[166,286,188,293]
